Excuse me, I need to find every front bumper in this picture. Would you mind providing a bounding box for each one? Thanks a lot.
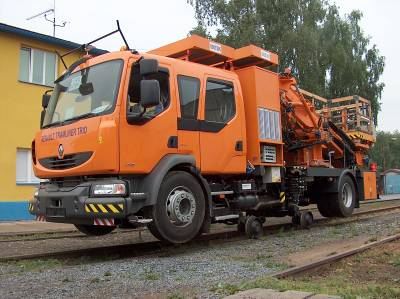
[29,180,146,224]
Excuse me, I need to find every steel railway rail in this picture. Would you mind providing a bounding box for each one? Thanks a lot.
[272,233,400,279]
[1,197,398,243]
[0,204,399,263]
[0,228,144,243]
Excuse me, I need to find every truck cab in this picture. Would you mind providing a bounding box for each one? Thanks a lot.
[31,50,247,243]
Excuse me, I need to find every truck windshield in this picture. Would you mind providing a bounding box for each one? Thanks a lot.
[42,59,123,128]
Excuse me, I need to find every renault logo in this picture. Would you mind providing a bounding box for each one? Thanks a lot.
[58,144,64,159]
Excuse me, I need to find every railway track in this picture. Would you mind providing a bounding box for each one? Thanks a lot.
[0,204,399,263]
[1,198,398,244]
[272,233,400,279]
[0,228,144,243]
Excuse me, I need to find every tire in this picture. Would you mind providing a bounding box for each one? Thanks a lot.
[317,175,356,218]
[74,224,115,236]
[316,195,335,217]
[146,171,206,244]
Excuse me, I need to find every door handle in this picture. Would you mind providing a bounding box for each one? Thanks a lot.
[235,140,243,151]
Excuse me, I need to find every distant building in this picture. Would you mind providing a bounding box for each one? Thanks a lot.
[379,169,400,195]
[0,23,106,220]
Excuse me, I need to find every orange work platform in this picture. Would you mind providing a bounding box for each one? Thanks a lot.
[149,34,279,69]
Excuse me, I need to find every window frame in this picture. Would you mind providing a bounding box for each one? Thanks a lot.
[42,59,124,128]
[16,148,40,186]
[19,46,58,87]
[126,65,171,124]
[177,75,201,120]
[204,77,236,124]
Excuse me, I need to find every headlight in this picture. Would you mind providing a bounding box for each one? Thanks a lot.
[34,188,39,198]
[93,183,126,195]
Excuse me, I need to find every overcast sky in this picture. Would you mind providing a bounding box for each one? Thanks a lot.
[0,0,398,132]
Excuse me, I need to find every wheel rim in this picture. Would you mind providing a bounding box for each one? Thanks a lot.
[166,186,196,227]
[342,182,353,208]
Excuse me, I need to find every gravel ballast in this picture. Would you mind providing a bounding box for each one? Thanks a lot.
[0,211,399,299]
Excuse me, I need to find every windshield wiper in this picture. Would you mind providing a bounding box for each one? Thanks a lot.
[42,112,99,129]
[63,112,99,123]
[42,120,62,129]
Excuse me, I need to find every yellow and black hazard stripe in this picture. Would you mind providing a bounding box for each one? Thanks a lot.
[85,203,124,214]
[279,192,286,203]
[28,203,34,212]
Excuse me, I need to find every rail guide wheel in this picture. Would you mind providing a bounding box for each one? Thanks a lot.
[300,211,314,229]
[245,215,264,239]
[237,212,246,233]
[292,211,314,229]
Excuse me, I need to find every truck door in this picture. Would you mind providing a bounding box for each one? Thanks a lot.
[119,61,178,173]
[176,75,202,165]
[199,77,246,174]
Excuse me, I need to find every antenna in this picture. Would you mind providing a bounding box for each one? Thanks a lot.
[26,0,67,37]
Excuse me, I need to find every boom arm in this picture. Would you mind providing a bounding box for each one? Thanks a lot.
[279,70,359,168]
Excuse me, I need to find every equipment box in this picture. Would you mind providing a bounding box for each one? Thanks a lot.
[236,66,284,167]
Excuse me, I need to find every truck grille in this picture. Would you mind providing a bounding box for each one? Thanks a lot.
[39,152,92,170]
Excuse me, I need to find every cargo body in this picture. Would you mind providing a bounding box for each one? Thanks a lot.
[30,35,377,243]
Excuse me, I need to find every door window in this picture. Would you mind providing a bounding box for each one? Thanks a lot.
[128,66,170,118]
[205,79,236,123]
[177,75,200,119]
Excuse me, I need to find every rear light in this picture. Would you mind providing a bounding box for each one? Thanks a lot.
[31,140,36,165]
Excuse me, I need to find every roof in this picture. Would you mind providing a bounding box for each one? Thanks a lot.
[0,22,107,56]
[381,169,400,176]
[149,34,278,69]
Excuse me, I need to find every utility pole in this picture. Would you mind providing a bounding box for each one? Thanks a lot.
[26,0,67,37]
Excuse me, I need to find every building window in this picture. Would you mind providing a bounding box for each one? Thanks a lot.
[16,148,40,185]
[19,47,57,86]
[205,79,236,123]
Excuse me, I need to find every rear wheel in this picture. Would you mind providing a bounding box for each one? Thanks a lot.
[316,195,334,217]
[147,171,205,244]
[74,224,115,236]
[317,175,356,218]
[332,175,356,217]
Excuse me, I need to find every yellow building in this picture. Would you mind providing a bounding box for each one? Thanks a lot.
[0,23,106,220]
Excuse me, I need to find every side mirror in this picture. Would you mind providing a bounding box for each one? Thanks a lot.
[40,110,46,129]
[140,80,160,108]
[140,59,158,76]
[78,82,94,96]
[42,93,51,108]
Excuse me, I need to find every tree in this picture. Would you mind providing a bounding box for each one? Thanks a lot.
[188,0,385,124]
[369,131,400,171]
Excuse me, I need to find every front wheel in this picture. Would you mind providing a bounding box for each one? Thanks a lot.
[147,171,205,244]
[74,224,115,236]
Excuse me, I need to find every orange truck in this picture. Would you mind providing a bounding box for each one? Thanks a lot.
[29,28,377,243]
